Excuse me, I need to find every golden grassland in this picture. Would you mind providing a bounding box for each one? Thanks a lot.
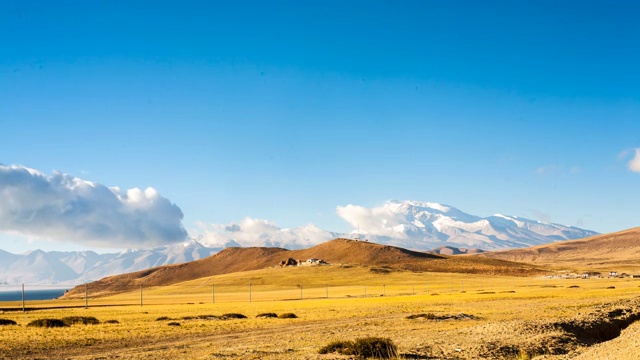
[2,266,640,359]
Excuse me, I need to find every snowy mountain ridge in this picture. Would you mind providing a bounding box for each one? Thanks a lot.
[342,200,598,250]
[0,240,224,286]
[0,200,599,285]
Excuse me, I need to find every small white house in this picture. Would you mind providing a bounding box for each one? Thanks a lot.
[298,258,328,266]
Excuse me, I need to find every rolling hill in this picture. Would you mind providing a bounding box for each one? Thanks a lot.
[63,238,545,298]
[478,227,640,271]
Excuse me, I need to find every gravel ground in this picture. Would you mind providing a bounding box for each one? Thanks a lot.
[572,321,640,360]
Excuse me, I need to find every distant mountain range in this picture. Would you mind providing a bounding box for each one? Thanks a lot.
[0,240,223,286]
[0,200,598,285]
[343,200,598,250]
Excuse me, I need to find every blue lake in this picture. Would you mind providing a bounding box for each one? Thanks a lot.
[0,289,68,302]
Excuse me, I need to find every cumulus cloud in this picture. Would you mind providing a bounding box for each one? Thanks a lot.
[335,203,408,238]
[0,164,187,248]
[628,148,640,173]
[195,218,336,249]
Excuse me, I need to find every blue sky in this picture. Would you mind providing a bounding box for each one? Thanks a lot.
[1,1,639,253]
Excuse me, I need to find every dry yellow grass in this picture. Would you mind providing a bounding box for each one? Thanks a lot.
[2,265,639,359]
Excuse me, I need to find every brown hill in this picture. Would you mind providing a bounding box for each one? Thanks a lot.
[64,238,545,298]
[479,227,640,271]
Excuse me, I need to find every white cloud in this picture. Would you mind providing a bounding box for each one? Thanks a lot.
[0,164,187,248]
[195,218,336,249]
[628,148,640,173]
[335,203,408,238]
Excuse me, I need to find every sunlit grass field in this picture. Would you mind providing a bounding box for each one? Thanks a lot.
[1,266,638,359]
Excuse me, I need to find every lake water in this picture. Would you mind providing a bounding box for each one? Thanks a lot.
[0,289,68,302]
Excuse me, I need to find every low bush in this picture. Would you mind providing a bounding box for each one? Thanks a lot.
[0,319,17,326]
[353,337,398,359]
[167,322,181,326]
[256,312,278,318]
[62,316,100,325]
[197,314,219,320]
[278,313,298,319]
[220,313,247,320]
[318,340,355,355]
[370,267,391,274]
[568,285,580,288]
[607,286,616,289]
[318,337,398,359]
[156,316,172,321]
[406,313,477,321]
[104,319,120,324]
[27,319,67,328]
[406,313,436,320]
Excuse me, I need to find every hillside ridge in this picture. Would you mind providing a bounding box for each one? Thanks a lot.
[479,227,640,270]
[63,238,543,298]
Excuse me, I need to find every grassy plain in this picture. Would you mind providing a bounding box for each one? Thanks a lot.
[1,266,639,359]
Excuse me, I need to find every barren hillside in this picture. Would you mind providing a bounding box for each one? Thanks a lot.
[479,227,640,271]
[63,238,545,298]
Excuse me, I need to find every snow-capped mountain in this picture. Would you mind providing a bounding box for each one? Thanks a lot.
[0,240,223,285]
[0,200,599,285]
[340,200,598,250]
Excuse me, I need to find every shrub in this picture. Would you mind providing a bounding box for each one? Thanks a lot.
[0,319,17,326]
[196,314,219,320]
[406,313,436,320]
[568,285,580,288]
[353,337,398,359]
[220,313,247,320]
[256,313,278,318]
[156,316,172,321]
[167,322,181,326]
[318,340,355,355]
[62,316,100,325]
[607,286,616,289]
[278,313,297,319]
[104,319,120,324]
[406,313,476,321]
[318,337,398,359]
[27,319,67,328]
